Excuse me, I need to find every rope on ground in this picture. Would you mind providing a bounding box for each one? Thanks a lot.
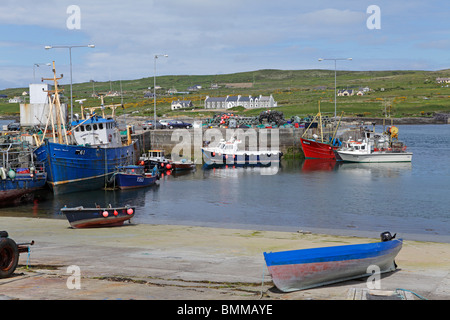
[395,288,428,300]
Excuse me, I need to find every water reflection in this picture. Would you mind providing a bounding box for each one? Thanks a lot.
[336,162,412,178]
[302,159,337,172]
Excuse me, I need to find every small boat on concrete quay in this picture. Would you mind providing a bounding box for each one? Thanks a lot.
[202,137,282,166]
[61,205,135,228]
[336,125,412,163]
[263,232,402,292]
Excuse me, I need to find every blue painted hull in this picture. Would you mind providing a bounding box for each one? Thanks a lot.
[0,172,47,205]
[34,140,139,195]
[115,173,158,189]
[264,239,402,292]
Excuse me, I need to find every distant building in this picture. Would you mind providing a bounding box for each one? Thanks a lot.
[187,85,201,92]
[9,96,23,103]
[204,94,277,109]
[20,83,68,127]
[436,77,450,84]
[337,89,354,96]
[167,88,178,95]
[171,100,193,110]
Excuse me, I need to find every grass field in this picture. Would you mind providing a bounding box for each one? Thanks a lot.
[1,69,449,119]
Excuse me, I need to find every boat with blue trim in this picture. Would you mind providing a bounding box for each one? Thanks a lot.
[61,205,135,228]
[263,232,402,292]
[201,137,282,167]
[0,142,47,205]
[33,63,139,195]
[112,165,159,189]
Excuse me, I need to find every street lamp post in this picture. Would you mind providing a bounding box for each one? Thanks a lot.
[318,57,352,119]
[154,54,168,130]
[33,63,51,82]
[45,44,95,123]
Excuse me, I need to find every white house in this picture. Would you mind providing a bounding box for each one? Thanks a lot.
[9,96,23,103]
[204,94,278,109]
[171,100,193,110]
[436,77,450,84]
[337,89,354,96]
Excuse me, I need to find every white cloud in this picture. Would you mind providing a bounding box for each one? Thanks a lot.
[0,1,449,89]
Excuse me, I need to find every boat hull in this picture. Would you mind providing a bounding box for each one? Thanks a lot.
[172,162,196,171]
[263,239,402,292]
[337,151,413,163]
[202,149,282,166]
[61,206,135,228]
[0,172,47,205]
[34,140,139,195]
[115,173,157,189]
[300,138,337,160]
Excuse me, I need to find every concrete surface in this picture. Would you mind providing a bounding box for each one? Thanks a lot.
[1,216,449,300]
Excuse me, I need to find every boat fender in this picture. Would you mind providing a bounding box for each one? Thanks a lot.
[127,208,134,215]
[102,211,109,218]
[7,169,15,179]
[0,167,6,180]
[380,231,396,242]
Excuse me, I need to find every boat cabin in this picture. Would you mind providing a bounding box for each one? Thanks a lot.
[71,116,122,148]
[117,165,145,175]
[215,138,241,153]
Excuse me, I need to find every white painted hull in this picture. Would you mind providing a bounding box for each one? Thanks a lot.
[202,148,281,166]
[337,151,413,163]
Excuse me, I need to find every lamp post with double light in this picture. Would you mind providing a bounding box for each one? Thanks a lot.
[318,57,352,119]
[154,54,168,130]
[45,44,95,123]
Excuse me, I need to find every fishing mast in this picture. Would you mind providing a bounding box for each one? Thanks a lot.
[35,62,69,146]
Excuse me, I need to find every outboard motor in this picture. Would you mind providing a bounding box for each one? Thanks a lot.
[380,231,396,242]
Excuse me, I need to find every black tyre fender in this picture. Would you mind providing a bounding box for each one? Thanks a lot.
[0,237,19,278]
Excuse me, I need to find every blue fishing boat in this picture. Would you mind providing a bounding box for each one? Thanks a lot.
[263,232,402,292]
[113,165,159,189]
[33,63,139,195]
[0,142,47,206]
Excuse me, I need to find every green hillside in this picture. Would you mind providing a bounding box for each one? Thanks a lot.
[1,69,449,119]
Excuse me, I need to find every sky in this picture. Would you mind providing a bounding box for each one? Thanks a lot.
[0,0,449,90]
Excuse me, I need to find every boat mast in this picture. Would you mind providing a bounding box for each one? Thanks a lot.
[40,62,69,145]
[318,101,323,143]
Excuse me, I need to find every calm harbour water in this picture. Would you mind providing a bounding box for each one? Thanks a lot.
[2,123,449,242]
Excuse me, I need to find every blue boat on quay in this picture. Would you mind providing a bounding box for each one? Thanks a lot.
[112,165,159,190]
[61,205,135,228]
[33,63,139,195]
[263,232,402,292]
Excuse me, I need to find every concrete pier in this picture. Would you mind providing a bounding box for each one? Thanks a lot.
[1,216,449,300]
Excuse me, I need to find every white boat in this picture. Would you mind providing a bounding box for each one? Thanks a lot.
[336,126,412,163]
[201,137,282,166]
